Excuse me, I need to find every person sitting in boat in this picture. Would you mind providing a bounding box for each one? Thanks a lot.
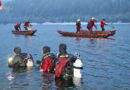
[14,23,21,31]
[55,43,76,80]
[76,19,81,33]
[87,17,97,33]
[100,19,107,31]
[41,46,56,72]
[8,47,34,68]
[28,24,32,31]
[24,20,30,30]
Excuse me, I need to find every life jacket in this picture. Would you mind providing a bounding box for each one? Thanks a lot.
[76,22,81,28]
[87,19,96,28]
[42,54,54,72]
[55,55,70,78]
[0,1,2,7]
[101,20,105,27]
[15,24,20,28]
[24,21,29,27]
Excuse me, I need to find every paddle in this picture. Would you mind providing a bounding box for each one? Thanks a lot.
[94,18,98,34]
[111,23,115,29]
[108,23,115,30]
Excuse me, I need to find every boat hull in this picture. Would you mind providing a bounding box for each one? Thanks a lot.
[12,30,37,35]
[80,30,116,36]
[57,30,115,38]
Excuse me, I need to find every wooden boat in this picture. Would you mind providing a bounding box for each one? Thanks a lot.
[80,30,116,36]
[12,30,37,35]
[57,30,112,38]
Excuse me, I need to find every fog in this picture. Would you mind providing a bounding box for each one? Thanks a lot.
[0,0,130,23]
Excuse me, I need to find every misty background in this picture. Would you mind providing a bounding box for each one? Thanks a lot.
[0,0,130,24]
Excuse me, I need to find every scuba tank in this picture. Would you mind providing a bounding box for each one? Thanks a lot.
[73,53,83,78]
[25,54,34,67]
[8,56,14,67]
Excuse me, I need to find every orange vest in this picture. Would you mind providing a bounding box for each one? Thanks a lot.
[101,20,105,27]
[0,1,2,7]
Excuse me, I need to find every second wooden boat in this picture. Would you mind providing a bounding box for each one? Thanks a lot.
[12,30,37,35]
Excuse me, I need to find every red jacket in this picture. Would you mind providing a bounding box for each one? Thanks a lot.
[87,19,96,28]
[101,20,106,27]
[42,56,53,72]
[24,21,29,27]
[55,57,69,77]
[76,22,81,30]
[15,24,20,28]
[76,22,81,27]
[0,1,2,7]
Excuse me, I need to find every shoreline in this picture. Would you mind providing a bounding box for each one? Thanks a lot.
[1,22,130,25]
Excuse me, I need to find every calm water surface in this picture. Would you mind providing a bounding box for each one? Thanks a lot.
[0,23,130,90]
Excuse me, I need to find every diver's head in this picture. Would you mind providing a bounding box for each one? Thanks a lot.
[43,46,50,54]
[59,43,67,55]
[14,47,21,55]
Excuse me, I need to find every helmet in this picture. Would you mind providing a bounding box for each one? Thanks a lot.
[77,19,80,22]
[91,17,95,20]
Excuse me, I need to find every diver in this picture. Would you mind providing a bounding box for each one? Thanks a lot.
[8,47,34,68]
[41,46,56,72]
[55,43,76,80]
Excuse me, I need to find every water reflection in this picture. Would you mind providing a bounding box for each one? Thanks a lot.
[76,37,81,41]
[6,71,14,81]
[24,35,32,40]
[89,38,97,44]
[73,77,82,90]
[55,78,74,90]
[42,72,53,90]
[12,67,26,73]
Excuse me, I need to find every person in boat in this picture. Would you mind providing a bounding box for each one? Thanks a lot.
[41,46,56,72]
[14,23,21,31]
[100,19,107,31]
[24,20,30,30]
[76,19,81,33]
[28,24,32,30]
[8,47,34,68]
[55,43,76,80]
[87,17,97,33]
[0,0,3,10]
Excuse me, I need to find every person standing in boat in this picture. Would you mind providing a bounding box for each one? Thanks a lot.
[100,19,107,31]
[87,17,97,33]
[24,20,30,30]
[76,19,81,33]
[14,23,21,31]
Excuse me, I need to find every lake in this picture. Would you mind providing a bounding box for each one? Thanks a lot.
[0,23,130,90]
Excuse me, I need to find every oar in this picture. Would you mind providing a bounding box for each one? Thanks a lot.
[110,23,115,29]
[95,22,98,34]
